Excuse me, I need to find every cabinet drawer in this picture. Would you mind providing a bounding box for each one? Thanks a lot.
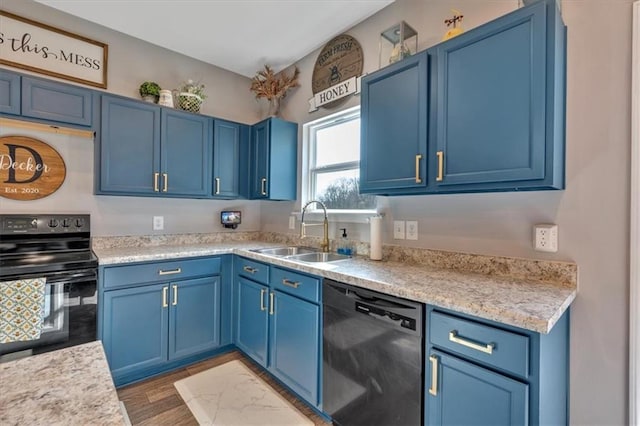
[271,267,320,303]
[429,310,529,378]
[236,257,269,284]
[103,257,221,290]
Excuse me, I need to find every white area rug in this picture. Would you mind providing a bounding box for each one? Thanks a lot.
[174,360,314,426]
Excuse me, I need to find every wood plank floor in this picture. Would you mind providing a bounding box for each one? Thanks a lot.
[117,350,331,425]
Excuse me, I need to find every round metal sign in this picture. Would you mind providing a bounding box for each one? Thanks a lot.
[0,135,66,200]
[312,34,364,109]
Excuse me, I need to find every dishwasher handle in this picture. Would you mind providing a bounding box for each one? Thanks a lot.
[355,301,417,331]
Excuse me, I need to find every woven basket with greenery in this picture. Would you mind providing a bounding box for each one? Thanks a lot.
[177,93,203,113]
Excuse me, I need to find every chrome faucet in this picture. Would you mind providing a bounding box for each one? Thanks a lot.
[300,200,330,252]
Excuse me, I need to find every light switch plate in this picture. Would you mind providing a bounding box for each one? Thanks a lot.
[406,221,418,240]
[393,220,405,239]
[289,215,296,230]
[153,216,164,231]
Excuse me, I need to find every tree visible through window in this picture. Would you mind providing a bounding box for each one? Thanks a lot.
[306,107,375,210]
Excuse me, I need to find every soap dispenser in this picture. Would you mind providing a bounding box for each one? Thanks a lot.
[337,228,354,256]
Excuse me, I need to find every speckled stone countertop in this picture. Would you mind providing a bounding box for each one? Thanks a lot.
[0,341,125,426]
[92,235,577,334]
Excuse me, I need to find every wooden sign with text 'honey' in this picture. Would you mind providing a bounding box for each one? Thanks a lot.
[0,135,66,200]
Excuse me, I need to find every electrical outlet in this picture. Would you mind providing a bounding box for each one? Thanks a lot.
[534,224,558,252]
[289,215,296,230]
[153,216,164,231]
[406,221,418,240]
[393,220,405,239]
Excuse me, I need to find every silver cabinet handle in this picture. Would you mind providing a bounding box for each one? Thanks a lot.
[269,292,275,315]
[282,279,300,289]
[261,178,267,196]
[449,330,495,354]
[215,177,221,195]
[159,268,182,276]
[162,286,168,308]
[162,173,168,192]
[429,355,438,396]
[153,172,160,192]
[243,266,257,274]
[172,285,178,306]
[260,288,266,311]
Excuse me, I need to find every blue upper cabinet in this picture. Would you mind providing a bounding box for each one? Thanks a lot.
[360,50,429,195]
[0,69,20,115]
[100,95,161,195]
[249,117,297,200]
[213,119,249,199]
[99,95,213,198]
[22,76,93,126]
[161,109,212,197]
[432,0,565,192]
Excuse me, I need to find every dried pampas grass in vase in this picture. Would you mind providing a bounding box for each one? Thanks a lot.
[250,65,300,118]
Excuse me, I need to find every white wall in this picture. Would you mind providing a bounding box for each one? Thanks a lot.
[263,0,633,424]
[0,0,264,236]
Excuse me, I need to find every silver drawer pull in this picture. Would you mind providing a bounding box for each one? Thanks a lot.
[282,279,300,288]
[243,266,257,274]
[428,355,438,396]
[158,268,182,276]
[449,330,495,354]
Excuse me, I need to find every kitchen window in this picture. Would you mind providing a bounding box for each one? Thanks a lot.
[302,106,376,213]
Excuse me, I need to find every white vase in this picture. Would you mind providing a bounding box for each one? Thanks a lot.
[158,90,174,107]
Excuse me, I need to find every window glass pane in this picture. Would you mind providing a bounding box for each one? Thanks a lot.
[315,169,376,210]
[315,118,360,167]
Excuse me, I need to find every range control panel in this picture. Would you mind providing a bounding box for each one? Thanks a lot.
[0,214,91,234]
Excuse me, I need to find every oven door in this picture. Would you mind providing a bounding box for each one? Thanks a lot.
[0,268,97,359]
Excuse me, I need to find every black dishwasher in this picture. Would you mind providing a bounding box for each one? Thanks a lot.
[323,279,424,426]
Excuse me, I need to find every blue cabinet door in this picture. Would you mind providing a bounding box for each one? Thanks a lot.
[235,277,269,367]
[249,117,297,200]
[102,283,168,380]
[0,70,20,115]
[22,76,93,126]
[213,119,247,198]
[250,119,270,199]
[360,51,429,194]
[168,276,220,360]
[427,350,528,426]
[161,109,212,197]
[269,290,320,406]
[433,0,564,192]
[100,95,161,194]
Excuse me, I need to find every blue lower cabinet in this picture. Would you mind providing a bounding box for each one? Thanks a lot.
[169,276,220,360]
[100,257,225,386]
[235,276,269,367]
[269,290,320,405]
[427,350,528,426]
[102,283,169,381]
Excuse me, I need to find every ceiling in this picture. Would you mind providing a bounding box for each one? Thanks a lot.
[34,0,394,78]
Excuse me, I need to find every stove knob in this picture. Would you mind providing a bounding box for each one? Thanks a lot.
[62,219,71,228]
[48,219,59,228]
[75,218,85,228]
[31,219,38,229]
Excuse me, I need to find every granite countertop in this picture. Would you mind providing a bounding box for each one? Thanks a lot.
[92,241,576,334]
[0,341,125,426]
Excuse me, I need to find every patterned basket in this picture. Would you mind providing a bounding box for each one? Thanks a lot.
[177,93,203,113]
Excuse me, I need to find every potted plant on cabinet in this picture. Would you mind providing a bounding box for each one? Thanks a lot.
[177,80,206,113]
[139,81,161,103]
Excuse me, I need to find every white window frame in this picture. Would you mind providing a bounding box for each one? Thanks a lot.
[300,106,377,222]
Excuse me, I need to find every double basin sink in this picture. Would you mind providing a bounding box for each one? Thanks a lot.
[250,246,351,263]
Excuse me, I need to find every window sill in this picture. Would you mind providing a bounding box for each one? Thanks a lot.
[292,209,379,224]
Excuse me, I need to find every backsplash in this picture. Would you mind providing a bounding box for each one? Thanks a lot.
[93,231,577,287]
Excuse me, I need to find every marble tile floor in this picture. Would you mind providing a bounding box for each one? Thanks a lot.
[117,351,329,426]
[174,360,313,426]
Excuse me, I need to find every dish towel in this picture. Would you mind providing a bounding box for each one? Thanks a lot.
[0,277,47,343]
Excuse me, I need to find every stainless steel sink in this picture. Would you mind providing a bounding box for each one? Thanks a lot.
[251,246,319,257]
[287,252,351,263]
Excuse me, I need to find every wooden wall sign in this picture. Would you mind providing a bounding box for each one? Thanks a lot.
[0,135,66,200]
[311,34,363,110]
[0,10,108,89]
